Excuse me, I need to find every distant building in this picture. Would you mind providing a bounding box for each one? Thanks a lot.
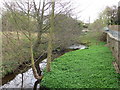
[82,29,89,32]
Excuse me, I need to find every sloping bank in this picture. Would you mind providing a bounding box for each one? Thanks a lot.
[40,42,119,88]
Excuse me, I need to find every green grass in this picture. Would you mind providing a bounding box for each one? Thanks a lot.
[80,31,103,46]
[41,44,118,88]
[41,31,119,88]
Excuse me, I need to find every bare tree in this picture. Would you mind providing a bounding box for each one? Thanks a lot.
[2,0,44,80]
[2,0,82,86]
[32,0,46,53]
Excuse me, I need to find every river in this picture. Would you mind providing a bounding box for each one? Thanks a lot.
[0,44,86,89]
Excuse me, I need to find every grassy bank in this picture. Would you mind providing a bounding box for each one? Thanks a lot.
[41,31,119,88]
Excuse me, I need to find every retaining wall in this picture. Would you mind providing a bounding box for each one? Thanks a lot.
[108,25,120,31]
[107,25,120,70]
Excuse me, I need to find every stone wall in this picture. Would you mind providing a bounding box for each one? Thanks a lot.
[107,34,120,69]
[107,25,120,70]
[108,25,120,31]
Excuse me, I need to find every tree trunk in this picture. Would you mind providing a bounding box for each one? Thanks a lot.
[30,40,43,80]
[46,0,55,72]
[32,1,46,77]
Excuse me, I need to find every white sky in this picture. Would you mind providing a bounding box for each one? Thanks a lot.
[69,0,120,23]
[0,0,120,23]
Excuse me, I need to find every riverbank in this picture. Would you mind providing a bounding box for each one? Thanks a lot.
[41,31,119,88]
[1,45,86,88]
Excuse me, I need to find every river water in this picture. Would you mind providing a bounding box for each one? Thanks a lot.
[0,45,86,89]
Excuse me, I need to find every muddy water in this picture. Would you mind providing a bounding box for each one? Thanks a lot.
[0,45,86,88]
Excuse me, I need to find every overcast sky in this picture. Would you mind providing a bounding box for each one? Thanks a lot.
[69,0,120,23]
[0,0,120,23]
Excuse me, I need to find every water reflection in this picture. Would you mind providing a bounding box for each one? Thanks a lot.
[1,45,86,89]
[1,59,47,89]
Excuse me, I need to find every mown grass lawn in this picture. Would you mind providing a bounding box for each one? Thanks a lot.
[41,38,119,88]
